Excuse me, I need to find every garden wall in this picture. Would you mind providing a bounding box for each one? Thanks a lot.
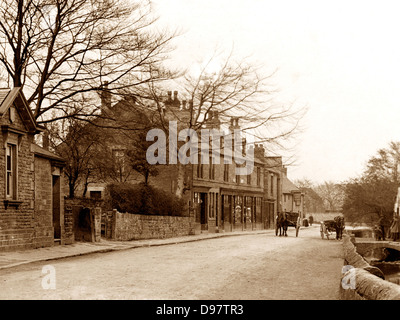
[104,210,195,241]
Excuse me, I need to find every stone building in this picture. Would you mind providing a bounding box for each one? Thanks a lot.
[0,88,66,251]
[281,167,305,219]
[74,88,286,236]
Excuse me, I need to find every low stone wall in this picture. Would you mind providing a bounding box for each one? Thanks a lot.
[105,210,194,241]
[340,235,400,300]
[309,212,340,222]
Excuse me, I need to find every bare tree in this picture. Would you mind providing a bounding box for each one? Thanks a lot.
[48,116,101,198]
[315,181,345,212]
[145,52,306,197]
[0,0,177,124]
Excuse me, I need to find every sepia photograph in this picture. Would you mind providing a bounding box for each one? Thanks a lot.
[0,0,400,312]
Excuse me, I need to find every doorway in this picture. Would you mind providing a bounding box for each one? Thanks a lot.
[52,175,61,240]
[200,193,207,231]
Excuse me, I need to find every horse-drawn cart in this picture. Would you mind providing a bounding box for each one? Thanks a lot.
[320,216,345,240]
[276,211,300,237]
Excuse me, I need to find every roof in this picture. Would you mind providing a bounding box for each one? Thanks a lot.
[282,174,301,194]
[0,87,39,133]
[31,143,65,163]
[0,89,10,106]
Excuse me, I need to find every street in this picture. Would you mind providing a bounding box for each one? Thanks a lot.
[0,225,344,300]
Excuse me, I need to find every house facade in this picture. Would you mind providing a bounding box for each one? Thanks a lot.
[74,89,287,236]
[0,88,66,251]
[281,167,305,219]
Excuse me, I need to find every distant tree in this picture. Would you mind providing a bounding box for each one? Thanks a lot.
[49,117,101,198]
[342,141,400,225]
[294,178,314,189]
[315,181,345,212]
[126,129,159,185]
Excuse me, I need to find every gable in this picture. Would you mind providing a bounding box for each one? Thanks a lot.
[282,175,300,194]
[0,88,39,133]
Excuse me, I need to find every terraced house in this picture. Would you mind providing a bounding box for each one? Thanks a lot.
[69,88,299,239]
[0,88,66,251]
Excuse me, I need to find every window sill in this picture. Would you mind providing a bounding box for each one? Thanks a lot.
[4,199,23,209]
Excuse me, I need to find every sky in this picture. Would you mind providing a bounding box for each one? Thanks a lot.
[152,0,400,184]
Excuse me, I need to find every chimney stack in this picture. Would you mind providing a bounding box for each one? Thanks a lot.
[42,130,50,150]
[165,90,180,110]
[101,81,111,110]
[254,143,265,159]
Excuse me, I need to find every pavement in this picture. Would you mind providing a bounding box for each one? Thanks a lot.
[0,229,274,270]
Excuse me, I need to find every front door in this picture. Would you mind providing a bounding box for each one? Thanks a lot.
[52,175,61,239]
[200,193,208,231]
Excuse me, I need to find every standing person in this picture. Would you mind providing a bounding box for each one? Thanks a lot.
[296,215,301,237]
[378,213,386,241]
[308,215,313,226]
[390,214,399,241]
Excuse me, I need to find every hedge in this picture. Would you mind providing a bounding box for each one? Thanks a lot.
[105,182,186,216]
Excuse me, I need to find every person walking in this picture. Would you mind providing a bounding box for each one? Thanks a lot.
[390,214,400,241]
[308,215,313,226]
[296,215,301,237]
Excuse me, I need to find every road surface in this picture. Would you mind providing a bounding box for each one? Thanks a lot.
[0,225,344,300]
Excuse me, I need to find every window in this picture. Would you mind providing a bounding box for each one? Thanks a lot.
[90,191,102,200]
[209,156,215,180]
[256,167,261,186]
[6,144,17,199]
[196,153,204,178]
[197,163,204,178]
[247,173,251,185]
[270,175,274,195]
[224,163,229,182]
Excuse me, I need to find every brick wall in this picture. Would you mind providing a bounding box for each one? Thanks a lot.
[105,210,194,241]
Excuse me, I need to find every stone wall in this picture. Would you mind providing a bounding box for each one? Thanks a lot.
[0,114,35,251]
[309,212,340,222]
[64,204,74,244]
[33,156,53,248]
[105,210,194,241]
[64,199,102,243]
[340,235,400,300]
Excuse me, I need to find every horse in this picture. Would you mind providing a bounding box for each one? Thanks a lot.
[276,212,288,237]
[333,216,345,240]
